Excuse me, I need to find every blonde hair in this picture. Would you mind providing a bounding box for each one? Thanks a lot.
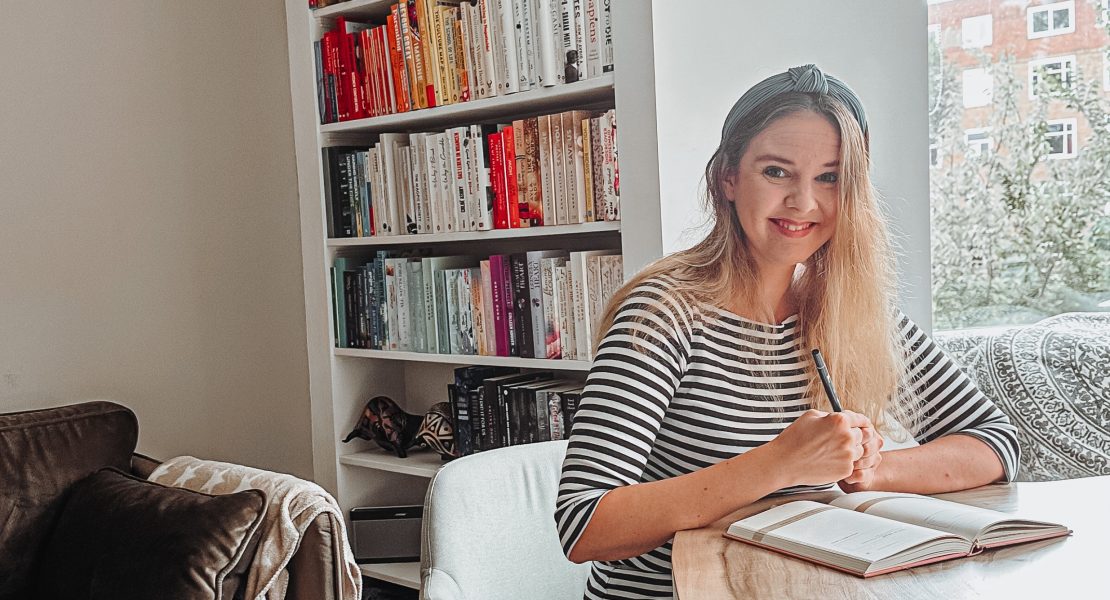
[596,92,912,436]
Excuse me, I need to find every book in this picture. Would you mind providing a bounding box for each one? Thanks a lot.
[724,492,1071,578]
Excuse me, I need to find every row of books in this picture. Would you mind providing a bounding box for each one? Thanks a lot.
[313,0,613,123]
[331,249,624,361]
[325,108,619,238]
[448,366,585,455]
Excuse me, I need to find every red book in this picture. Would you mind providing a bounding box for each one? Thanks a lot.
[489,254,510,356]
[359,29,377,117]
[385,14,409,113]
[489,132,508,229]
[501,125,521,228]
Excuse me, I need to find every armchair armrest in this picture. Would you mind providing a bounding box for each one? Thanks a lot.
[130,452,161,479]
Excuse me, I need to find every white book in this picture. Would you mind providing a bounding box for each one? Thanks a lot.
[599,253,622,316]
[599,0,613,73]
[583,0,601,78]
[424,255,476,353]
[450,127,471,231]
[541,256,567,359]
[407,259,428,352]
[535,0,560,86]
[379,133,410,235]
[390,258,413,350]
[369,147,388,235]
[459,3,480,102]
[422,134,442,234]
[444,269,464,354]
[551,112,568,225]
[470,124,494,230]
[437,132,457,232]
[458,267,479,354]
[382,257,402,350]
[572,0,587,81]
[555,264,575,360]
[601,109,618,221]
[558,0,579,83]
[569,250,617,360]
[463,126,481,230]
[479,0,499,97]
[410,134,428,234]
[725,493,1069,578]
[397,145,417,234]
[527,250,568,361]
[496,0,520,94]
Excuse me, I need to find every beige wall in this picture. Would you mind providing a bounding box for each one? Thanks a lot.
[0,1,313,478]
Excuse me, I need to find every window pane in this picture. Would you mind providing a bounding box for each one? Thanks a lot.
[1052,8,1070,29]
[929,2,1109,330]
[1033,11,1049,32]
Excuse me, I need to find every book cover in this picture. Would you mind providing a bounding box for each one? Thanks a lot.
[501,124,521,228]
[520,117,544,225]
[501,252,518,356]
[562,110,585,223]
[581,117,595,222]
[471,264,488,356]
[550,112,568,225]
[511,119,532,226]
[538,114,557,225]
[583,0,601,78]
[488,131,508,229]
[541,255,568,359]
[509,253,534,358]
[480,260,497,354]
[555,264,575,359]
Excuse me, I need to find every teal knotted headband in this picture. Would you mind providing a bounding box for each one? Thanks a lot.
[721,64,868,141]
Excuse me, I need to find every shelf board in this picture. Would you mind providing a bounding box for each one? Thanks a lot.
[333,348,594,371]
[319,75,614,135]
[328,221,620,247]
[340,449,445,478]
[358,561,421,590]
[312,0,391,20]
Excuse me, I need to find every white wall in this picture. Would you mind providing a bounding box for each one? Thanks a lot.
[648,0,933,328]
[0,1,314,478]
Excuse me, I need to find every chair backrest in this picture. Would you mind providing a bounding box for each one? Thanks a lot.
[420,440,590,600]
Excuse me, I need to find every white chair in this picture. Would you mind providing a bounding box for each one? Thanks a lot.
[420,440,591,600]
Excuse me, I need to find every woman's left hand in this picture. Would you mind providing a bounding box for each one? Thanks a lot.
[837,425,884,493]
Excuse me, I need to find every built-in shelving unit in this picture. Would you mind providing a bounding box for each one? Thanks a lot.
[285,0,661,591]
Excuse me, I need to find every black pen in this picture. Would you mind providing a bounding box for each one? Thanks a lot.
[811,349,843,412]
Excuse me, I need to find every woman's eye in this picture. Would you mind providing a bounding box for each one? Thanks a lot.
[817,172,839,183]
[763,166,788,178]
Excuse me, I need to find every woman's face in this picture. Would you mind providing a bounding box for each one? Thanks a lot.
[723,111,841,275]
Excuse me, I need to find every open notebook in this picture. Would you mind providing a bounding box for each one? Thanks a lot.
[724,491,1070,577]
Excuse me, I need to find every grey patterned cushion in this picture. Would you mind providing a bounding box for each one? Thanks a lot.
[935,312,1110,482]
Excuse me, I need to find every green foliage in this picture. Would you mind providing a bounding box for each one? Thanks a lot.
[929,43,1110,330]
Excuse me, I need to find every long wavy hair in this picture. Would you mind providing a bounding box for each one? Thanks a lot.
[595,92,912,436]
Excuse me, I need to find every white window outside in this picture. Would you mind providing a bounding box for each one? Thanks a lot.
[1044,118,1078,158]
[965,128,992,156]
[962,68,993,107]
[1028,1,1075,39]
[962,15,993,48]
[1028,55,1076,98]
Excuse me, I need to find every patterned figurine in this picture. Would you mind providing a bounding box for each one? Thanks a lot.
[341,396,424,458]
[417,402,457,460]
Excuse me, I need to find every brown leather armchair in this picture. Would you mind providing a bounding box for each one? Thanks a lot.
[0,401,345,600]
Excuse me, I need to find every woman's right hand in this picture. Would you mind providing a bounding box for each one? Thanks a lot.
[764,409,873,487]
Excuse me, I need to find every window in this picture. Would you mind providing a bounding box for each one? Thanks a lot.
[965,128,992,156]
[962,68,993,107]
[1028,1,1075,39]
[1044,118,1078,158]
[1029,55,1076,98]
[961,15,992,48]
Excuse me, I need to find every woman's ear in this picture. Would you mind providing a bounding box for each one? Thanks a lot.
[721,168,739,203]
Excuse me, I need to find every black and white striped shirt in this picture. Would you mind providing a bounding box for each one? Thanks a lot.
[555,278,1020,600]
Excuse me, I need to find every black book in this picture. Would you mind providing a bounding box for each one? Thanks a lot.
[453,366,517,455]
[480,372,548,451]
[561,387,586,436]
[512,380,566,445]
[498,373,553,447]
[332,149,354,237]
[342,270,358,348]
[447,384,470,456]
[510,253,535,358]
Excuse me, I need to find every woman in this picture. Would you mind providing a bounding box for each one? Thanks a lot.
[554,65,1020,600]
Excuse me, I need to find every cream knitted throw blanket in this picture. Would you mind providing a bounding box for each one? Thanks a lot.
[150,456,362,600]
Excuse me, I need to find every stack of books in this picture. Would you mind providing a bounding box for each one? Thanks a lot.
[332,250,623,361]
[449,366,586,456]
[312,0,614,122]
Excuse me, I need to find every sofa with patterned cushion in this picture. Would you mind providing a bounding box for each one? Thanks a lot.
[934,312,1110,482]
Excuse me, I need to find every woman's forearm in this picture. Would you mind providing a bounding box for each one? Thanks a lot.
[869,434,1006,495]
[567,443,788,563]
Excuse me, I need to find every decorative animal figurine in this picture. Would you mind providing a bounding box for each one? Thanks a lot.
[341,396,424,458]
[416,402,457,460]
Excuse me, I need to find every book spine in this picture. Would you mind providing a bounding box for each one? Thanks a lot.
[488,131,507,229]
[387,11,412,112]
[401,145,418,233]
[570,252,588,359]
[551,113,568,225]
[453,13,471,102]
[425,0,447,107]
[603,109,619,221]
[501,253,518,356]
[537,114,556,225]
[584,0,600,78]
[408,260,427,352]
[332,258,349,347]
[422,259,439,353]
[489,255,509,356]
[546,389,563,440]
[510,253,534,358]
[600,0,613,72]
[586,255,603,356]
[445,269,462,354]
[458,268,477,355]
[572,0,586,80]
[562,111,581,223]
[474,125,496,230]
[464,126,482,230]
[511,119,531,226]
[471,265,487,356]
[580,118,594,222]
[561,389,581,433]
[496,0,520,93]
[558,0,578,83]
[480,260,497,355]
[448,384,470,455]
[541,257,562,359]
[478,0,498,98]
[526,252,547,358]
[435,268,452,352]
[555,264,575,359]
[424,134,442,233]
[589,116,603,222]
[459,4,478,102]
[511,0,531,91]
[450,128,470,231]
[501,124,521,228]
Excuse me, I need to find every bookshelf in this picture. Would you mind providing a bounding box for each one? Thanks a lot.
[284,0,662,591]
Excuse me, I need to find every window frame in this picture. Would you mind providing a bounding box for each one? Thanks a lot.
[1028,55,1076,99]
[1043,118,1078,159]
[964,127,993,156]
[962,67,994,108]
[1027,0,1075,39]
[961,14,993,49]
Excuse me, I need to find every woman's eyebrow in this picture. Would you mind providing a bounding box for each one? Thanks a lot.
[753,154,839,168]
